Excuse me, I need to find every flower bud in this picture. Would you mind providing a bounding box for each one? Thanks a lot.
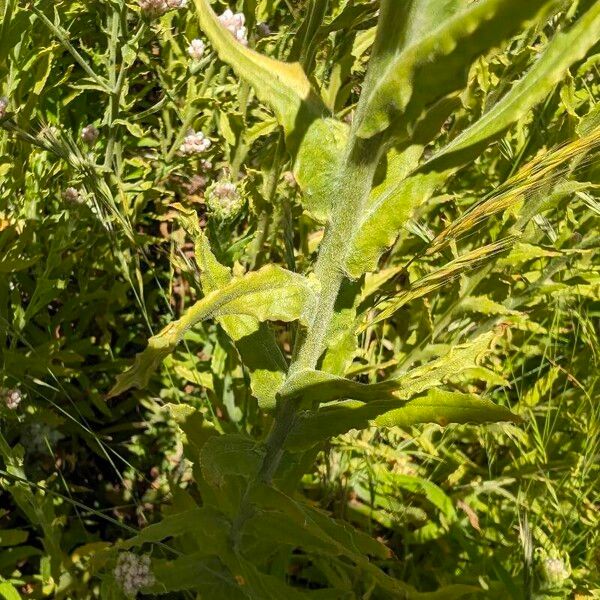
[179,130,211,155]
[187,39,205,61]
[63,187,81,203]
[218,8,248,45]
[0,97,8,119]
[81,125,99,145]
[3,388,22,410]
[206,180,244,220]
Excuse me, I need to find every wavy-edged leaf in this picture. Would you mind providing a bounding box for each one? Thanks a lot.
[280,330,498,405]
[356,0,554,140]
[108,266,316,397]
[193,0,325,148]
[427,2,600,170]
[345,170,445,277]
[191,222,287,411]
[286,389,520,451]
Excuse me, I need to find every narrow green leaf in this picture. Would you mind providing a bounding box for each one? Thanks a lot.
[108,266,316,397]
[280,330,498,405]
[286,389,520,451]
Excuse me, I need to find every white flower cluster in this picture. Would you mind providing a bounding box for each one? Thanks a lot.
[63,187,81,203]
[218,9,248,46]
[179,130,211,155]
[114,552,155,597]
[0,97,8,119]
[139,0,186,19]
[3,388,22,410]
[187,39,206,61]
[81,124,99,145]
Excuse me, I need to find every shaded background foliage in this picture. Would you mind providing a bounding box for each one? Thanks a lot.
[0,0,598,598]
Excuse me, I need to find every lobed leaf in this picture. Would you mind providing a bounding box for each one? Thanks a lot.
[192,222,288,411]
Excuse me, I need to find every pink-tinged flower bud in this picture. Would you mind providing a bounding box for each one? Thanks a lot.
[81,125,99,145]
[218,8,248,45]
[187,39,206,61]
[4,388,22,410]
[0,97,8,118]
[114,552,155,597]
[140,0,185,19]
[63,187,81,203]
[179,130,211,155]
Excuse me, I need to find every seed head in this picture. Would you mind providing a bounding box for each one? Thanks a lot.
[179,130,211,155]
[114,552,155,597]
[0,97,8,119]
[218,9,248,45]
[187,39,206,61]
[63,187,81,203]
[4,388,22,410]
[81,124,99,145]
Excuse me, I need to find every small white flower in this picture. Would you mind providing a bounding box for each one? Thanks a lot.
[0,97,8,119]
[4,389,22,410]
[63,187,81,203]
[81,125,99,145]
[187,39,206,61]
[114,552,155,598]
[179,130,211,155]
[218,8,248,45]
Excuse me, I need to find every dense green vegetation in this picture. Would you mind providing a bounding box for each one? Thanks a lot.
[0,0,599,598]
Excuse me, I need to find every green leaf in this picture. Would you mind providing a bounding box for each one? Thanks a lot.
[108,265,316,397]
[356,0,554,140]
[191,222,288,411]
[281,330,499,405]
[286,389,520,451]
[247,484,389,561]
[200,433,266,488]
[345,170,445,277]
[0,528,28,546]
[193,0,325,148]
[0,583,21,600]
[364,237,516,326]
[293,118,349,223]
[427,1,600,170]
[148,554,246,597]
